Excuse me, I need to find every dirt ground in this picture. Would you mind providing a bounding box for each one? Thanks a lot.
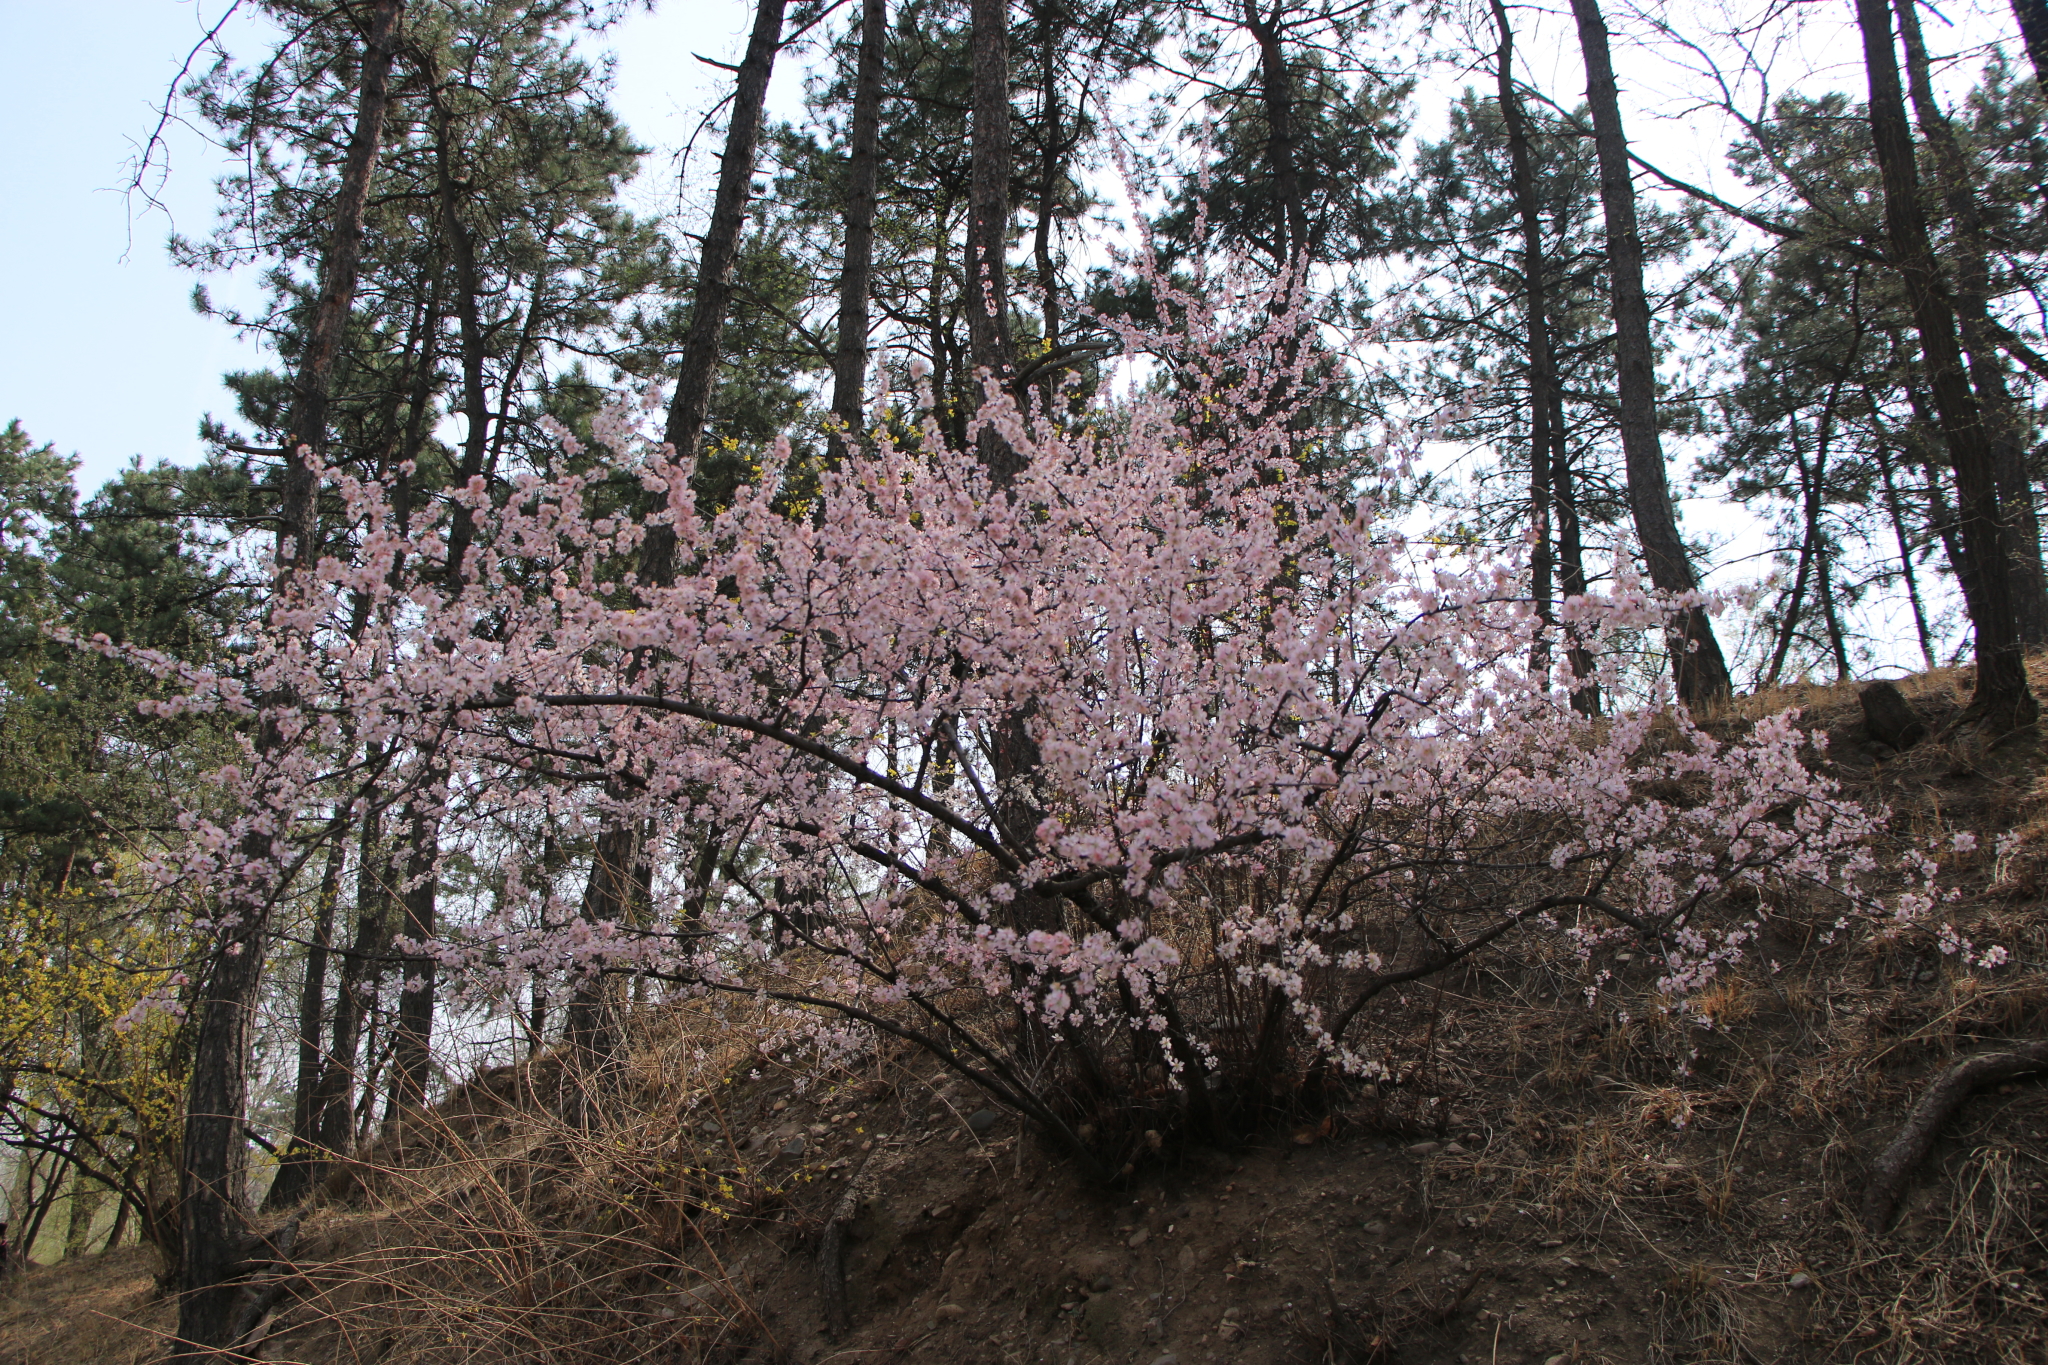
[3,665,2045,1365]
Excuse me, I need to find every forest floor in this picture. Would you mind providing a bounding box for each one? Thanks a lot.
[2,665,2046,1365]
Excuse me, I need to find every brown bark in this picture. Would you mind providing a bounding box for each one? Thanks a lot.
[173,7,406,1355]
[828,0,887,467]
[1856,0,2038,731]
[278,0,405,569]
[314,786,393,1161]
[387,798,439,1112]
[645,0,789,585]
[554,0,786,1119]
[2008,0,2048,88]
[1568,0,1735,707]
[1861,1040,2048,1232]
[1489,0,1557,676]
[1895,0,2048,647]
[967,0,1020,482]
[260,835,345,1211]
[1245,0,1308,270]
[1874,429,1940,670]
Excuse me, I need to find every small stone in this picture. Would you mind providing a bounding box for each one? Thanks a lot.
[927,1203,951,1220]
[1362,1220,1390,1237]
[1443,1141,1469,1156]
[1788,1272,1813,1290]
[1614,951,1635,963]
[1077,1122,1097,1142]
[772,1099,788,1113]
[1545,1356,1569,1365]
[968,1108,1000,1135]
[1150,1355,1181,1365]
[1218,1324,1243,1342]
[934,1303,967,1322]
[780,1135,806,1158]
[1090,1273,1114,1293]
[1405,1140,1441,1157]
[1127,1228,1151,1249]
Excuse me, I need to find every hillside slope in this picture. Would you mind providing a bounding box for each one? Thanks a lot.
[4,666,2045,1365]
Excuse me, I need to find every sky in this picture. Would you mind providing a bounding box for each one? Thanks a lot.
[0,0,780,496]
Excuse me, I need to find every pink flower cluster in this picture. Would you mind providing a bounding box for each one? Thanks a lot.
[125,259,1984,1100]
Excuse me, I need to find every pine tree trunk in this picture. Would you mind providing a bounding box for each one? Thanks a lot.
[2008,0,2048,88]
[261,833,345,1210]
[828,0,886,467]
[967,0,1020,481]
[1874,427,1939,670]
[1242,0,1308,269]
[648,0,789,579]
[1895,0,2048,647]
[388,800,439,1112]
[278,0,405,569]
[1856,0,2038,730]
[1568,0,1734,707]
[174,10,405,1353]
[1490,0,1558,676]
[314,784,392,1161]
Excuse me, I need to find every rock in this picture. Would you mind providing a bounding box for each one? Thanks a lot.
[1150,1355,1181,1365]
[934,1303,967,1322]
[1090,1272,1114,1293]
[968,1108,1000,1135]
[1127,1228,1151,1249]
[1788,1272,1813,1290]
[1546,1356,1570,1365]
[1443,1141,1469,1156]
[1405,1140,1441,1157]
[780,1135,806,1158]
[1861,680,1927,751]
[1362,1220,1390,1238]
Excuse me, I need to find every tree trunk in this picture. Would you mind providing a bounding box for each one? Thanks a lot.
[550,0,785,1120]
[1490,0,1557,676]
[1874,426,1939,670]
[827,0,887,467]
[1856,0,2039,730]
[261,833,345,1210]
[1568,0,1734,707]
[1245,0,1308,269]
[387,799,439,1113]
[647,0,789,581]
[312,783,393,1163]
[278,0,405,569]
[170,883,272,1356]
[2008,0,2048,88]
[174,10,405,1353]
[1030,15,1066,413]
[1894,0,2048,647]
[967,0,1020,481]
[1766,427,1822,691]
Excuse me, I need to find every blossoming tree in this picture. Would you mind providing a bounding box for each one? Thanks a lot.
[134,262,1944,1187]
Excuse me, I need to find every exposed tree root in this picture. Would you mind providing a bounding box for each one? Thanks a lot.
[1861,1040,2048,1232]
[816,1143,879,1338]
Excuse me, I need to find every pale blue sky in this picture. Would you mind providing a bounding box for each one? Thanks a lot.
[0,0,782,496]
